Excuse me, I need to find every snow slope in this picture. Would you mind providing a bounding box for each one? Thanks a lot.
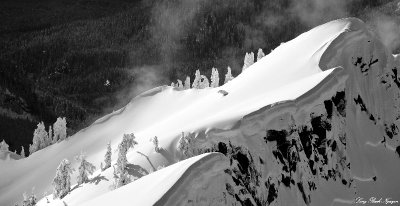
[2,17,400,205]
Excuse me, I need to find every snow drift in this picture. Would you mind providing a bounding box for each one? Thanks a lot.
[1,17,400,206]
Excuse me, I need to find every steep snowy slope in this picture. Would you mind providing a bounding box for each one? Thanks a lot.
[2,17,400,205]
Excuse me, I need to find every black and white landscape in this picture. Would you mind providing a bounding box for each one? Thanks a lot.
[1,1,400,206]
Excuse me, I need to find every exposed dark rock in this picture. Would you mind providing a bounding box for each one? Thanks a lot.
[298,126,313,159]
[265,180,278,205]
[392,67,400,88]
[218,142,228,155]
[332,91,346,117]
[353,56,378,74]
[297,182,310,205]
[324,100,333,119]
[396,146,400,158]
[354,95,367,112]
[281,174,291,187]
[234,152,250,174]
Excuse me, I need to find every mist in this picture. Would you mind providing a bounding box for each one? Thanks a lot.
[371,14,400,53]
[290,0,350,27]
[113,0,400,112]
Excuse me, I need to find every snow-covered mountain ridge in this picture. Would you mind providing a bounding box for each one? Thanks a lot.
[2,17,400,206]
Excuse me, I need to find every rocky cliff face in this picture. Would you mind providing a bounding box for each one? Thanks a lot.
[178,19,400,205]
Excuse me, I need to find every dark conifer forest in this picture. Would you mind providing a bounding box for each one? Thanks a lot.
[0,0,398,154]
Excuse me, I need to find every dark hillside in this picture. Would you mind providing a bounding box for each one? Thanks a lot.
[0,0,397,154]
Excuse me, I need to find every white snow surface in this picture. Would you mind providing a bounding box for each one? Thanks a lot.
[2,18,400,206]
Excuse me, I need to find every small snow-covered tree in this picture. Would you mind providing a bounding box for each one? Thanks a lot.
[192,70,201,89]
[257,48,265,61]
[43,127,52,148]
[113,133,137,188]
[170,82,175,87]
[21,146,25,157]
[0,139,9,151]
[242,52,254,71]
[178,132,197,158]
[224,66,234,84]
[103,141,112,171]
[52,159,74,199]
[115,171,131,188]
[150,136,160,152]
[199,75,210,89]
[116,133,138,175]
[48,126,53,145]
[53,117,67,142]
[21,192,36,206]
[76,153,96,185]
[29,122,48,154]
[210,68,220,88]
[177,79,183,90]
[157,165,165,171]
[184,76,191,90]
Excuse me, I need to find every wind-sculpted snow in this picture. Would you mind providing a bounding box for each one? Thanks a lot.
[75,153,230,206]
[3,18,400,206]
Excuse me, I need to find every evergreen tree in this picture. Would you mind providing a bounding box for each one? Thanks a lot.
[21,192,36,206]
[76,153,96,185]
[21,146,25,157]
[177,79,183,90]
[43,126,52,148]
[184,76,191,90]
[29,122,48,154]
[257,48,265,61]
[199,75,210,89]
[192,70,201,89]
[114,133,137,188]
[150,136,160,152]
[53,117,67,142]
[103,141,112,171]
[115,171,131,188]
[116,133,137,175]
[178,132,196,158]
[48,126,54,144]
[0,140,9,151]
[224,66,235,84]
[210,68,220,88]
[242,52,254,71]
[52,159,74,199]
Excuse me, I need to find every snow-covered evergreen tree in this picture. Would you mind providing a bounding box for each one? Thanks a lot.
[210,68,220,88]
[48,126,54,145]
[43,127,52,148]
[150,136,160,152]
[115,171,131,188]
[53,117,67,142]
[184,76,191,90]
[29,122,48,154]
[52,159,74,199]
[115,133,137,175]
[177,79,183,90]
[0,139,9,151]
[242,52,254,71]
[178,132,197,158]
[199,75,210,89]
[21,146,25,157]
[192,70,201,89]
[170,82,175,87]
[76,153,96,185]
[257,48,265,61]
[113,133,137,188]
[21,192,36,206]
[103,141,112,171]
[224,66,235,84]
